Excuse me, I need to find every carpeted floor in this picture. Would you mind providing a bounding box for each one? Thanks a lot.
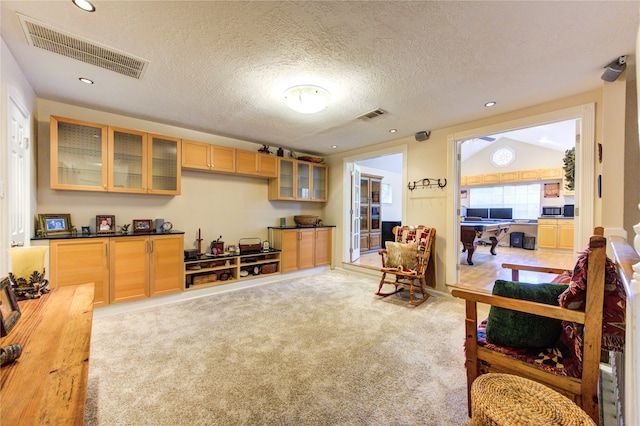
[85,270,470,425]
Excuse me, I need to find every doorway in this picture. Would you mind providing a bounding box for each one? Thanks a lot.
[445,103,596,288]
[343,147,407,267]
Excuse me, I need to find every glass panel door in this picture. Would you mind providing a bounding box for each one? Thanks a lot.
[278,159,295,198]
[297,162,310,200]
[149,135,179,194]
[312,165,327,201]
[109,128,146,192]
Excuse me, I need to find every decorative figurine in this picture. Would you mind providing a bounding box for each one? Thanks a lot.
[258,144,271,154]
[277,147,284,157]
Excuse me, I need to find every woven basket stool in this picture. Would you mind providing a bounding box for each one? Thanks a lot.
[471,373,596,426]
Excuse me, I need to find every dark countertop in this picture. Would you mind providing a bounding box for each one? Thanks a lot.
[268,225,336,229]
[32,230,185,240]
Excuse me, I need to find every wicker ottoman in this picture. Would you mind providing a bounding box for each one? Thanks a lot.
[471,373,595,426]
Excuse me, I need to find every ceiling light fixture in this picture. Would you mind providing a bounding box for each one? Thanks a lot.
[484,101,496,107]
[72,0,96,12]
[389,129,397,133]
[331,145,337,149]
[79,77,94,84]
[601,55,627,82]
[283,85,331,114]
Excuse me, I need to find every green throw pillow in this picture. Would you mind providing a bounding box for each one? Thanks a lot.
[485,280,569,348]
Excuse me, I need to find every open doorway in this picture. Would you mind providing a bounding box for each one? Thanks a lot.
[445,103,596,289]
[343,148,406,269]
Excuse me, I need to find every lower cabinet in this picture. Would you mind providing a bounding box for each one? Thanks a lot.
[110,234,184,304]
[537,219,574,250]
[48,233,184,305]
[270,227,332,272]
[49,238,110,306]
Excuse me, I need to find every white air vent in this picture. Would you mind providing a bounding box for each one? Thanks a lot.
[357,108,386,120]
[18,14,149,79]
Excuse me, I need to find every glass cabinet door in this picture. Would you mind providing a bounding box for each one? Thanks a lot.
[148,134,181,195]
[360,178,369,205]
[297,162,310,200]
[360,205,369,232]
[50,116,108,191]
[108,127,147,193]
[311,164,327,201]
[277,158,295,199]
[371,206,381,232]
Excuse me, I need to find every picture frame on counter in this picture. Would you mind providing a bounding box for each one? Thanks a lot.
[38,213,72,237]
[96,215,115,234]
[133,219,153,233]
[0,277,21,337]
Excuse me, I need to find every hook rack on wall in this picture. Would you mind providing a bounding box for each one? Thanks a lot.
[407,177,447,191]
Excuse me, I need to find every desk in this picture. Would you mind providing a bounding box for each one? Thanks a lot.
[1,283,94,425]
[460,220,513,265]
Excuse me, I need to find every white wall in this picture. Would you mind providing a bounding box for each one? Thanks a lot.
[35,100,325,251]
[1,39,38,275]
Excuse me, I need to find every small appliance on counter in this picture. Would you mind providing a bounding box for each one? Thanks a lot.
[541,206,562,217]
[563,204,575,217]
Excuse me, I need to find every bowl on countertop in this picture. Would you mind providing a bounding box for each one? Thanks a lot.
[294,215,320,227]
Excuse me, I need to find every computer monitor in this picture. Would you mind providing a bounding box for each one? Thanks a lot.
[466,208,489,219]
[489,208,513,219]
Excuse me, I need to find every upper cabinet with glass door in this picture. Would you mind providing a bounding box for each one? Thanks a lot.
[269,158,328,202]
[51,116,181,195]
[50,116,108,191]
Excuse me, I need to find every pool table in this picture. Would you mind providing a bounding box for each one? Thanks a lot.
[460,220,513,265]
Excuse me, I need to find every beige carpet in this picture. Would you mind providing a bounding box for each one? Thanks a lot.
[84,270,470,425]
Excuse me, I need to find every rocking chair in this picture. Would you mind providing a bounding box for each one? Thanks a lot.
[376,225,436,306]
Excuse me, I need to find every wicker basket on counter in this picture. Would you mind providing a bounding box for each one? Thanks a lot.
[294,215,319,227]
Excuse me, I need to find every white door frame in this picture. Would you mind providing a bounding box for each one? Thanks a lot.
[445,103,596,286]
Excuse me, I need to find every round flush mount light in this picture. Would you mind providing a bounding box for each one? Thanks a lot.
[283,85,331,114]
[72,0,96,12]
[79,77,94,84]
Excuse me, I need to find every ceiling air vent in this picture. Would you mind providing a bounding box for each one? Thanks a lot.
[357,108,386,120]
[18,14,149,79]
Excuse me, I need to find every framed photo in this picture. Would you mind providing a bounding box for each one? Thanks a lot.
[226,245,237,253]
[96,215,116,234]
[38,213,72,237]
[133,219,153,233]
[460,189,468,199]
[544,182,560,198]
[0,277,21,337]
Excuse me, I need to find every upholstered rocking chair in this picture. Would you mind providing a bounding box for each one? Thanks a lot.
[376,225,436,306]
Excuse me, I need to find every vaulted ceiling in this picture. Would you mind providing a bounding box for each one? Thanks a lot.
[1,1,637,156]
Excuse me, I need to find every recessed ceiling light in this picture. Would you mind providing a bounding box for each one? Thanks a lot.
[484,101,496,107]
[72,0,96,12]
[283,85,331,114]
[79,77,94,84]
[331,145,337,149]
[389,129,397,133]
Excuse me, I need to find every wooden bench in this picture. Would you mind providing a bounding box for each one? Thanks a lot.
[1,283,94,425]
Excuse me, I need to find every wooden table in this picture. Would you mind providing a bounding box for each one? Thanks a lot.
[460,220,513,265]
[1,283,94,425]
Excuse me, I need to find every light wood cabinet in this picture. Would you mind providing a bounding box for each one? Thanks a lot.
[360,174,382,252]
[48,234,183,305]
[462,168,563,186]
[235,150,277,177]
[518,169,540,181]
[49,238,110,306]
[270,227,332,272]
[51,116,181,195]
[500,171,519,182]
[181,140,236,173]
[537,218,574,250]
[110,234,184,304]
[482,173,500,184]
[465,175,483,185]
[269,158,328,202]
[50,116,108,191]
[539,168,563,179]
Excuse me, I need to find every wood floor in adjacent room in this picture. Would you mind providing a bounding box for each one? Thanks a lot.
[349,244,577,293]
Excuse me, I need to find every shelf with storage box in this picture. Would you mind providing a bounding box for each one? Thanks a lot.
[46,232,184,305]
[537,218,574,250]
[268,226,332,272]
[462,167,563,186]
[50,116,181,195]
[269,157,328,202]
[184,250,281,289]
[359,173,382,252]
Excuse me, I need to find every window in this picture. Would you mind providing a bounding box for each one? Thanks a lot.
[491,146,515,167]
[470,183,541,219]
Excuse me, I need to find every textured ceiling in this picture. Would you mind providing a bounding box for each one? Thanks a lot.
[1,1,638,156]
